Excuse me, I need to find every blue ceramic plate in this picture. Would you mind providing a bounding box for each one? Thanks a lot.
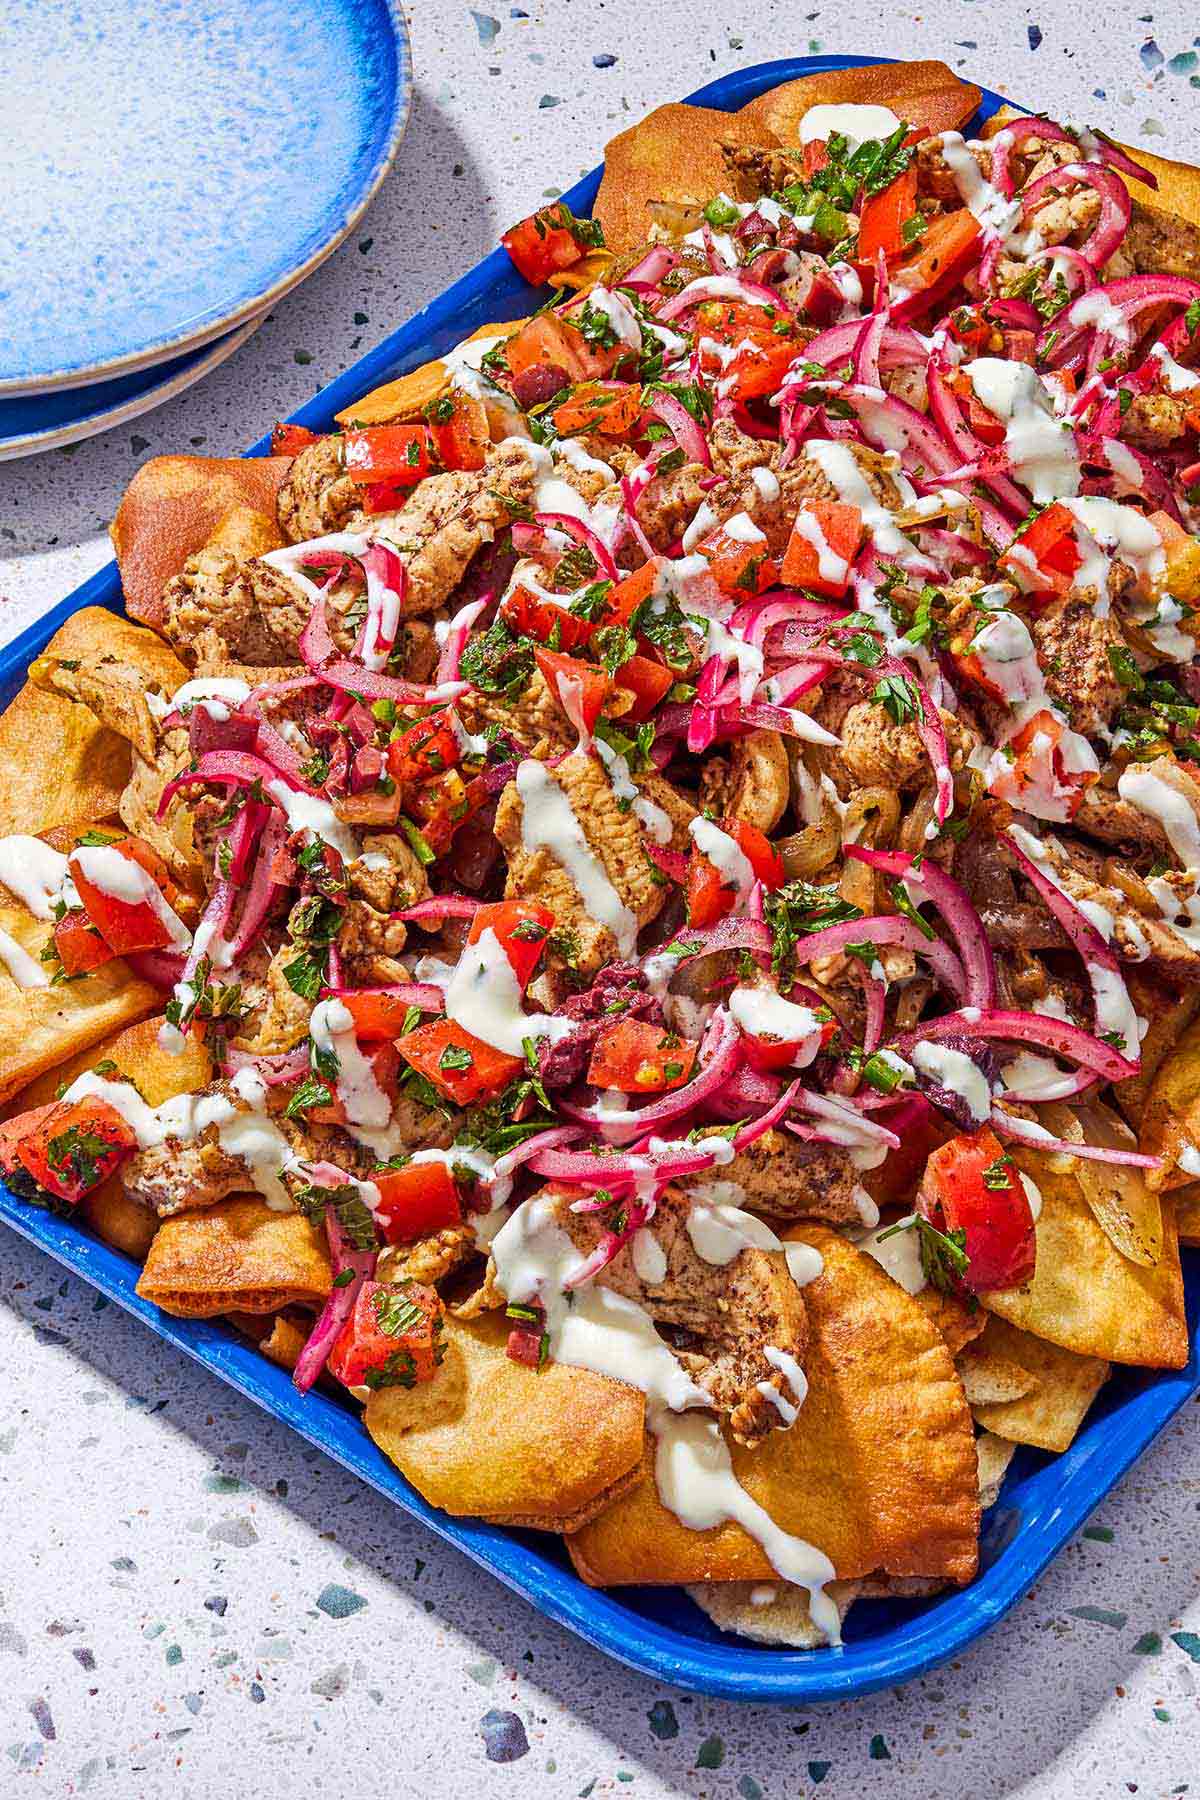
[1,56,1197,1703]
[0,0,410,392]
[0,315,263,460]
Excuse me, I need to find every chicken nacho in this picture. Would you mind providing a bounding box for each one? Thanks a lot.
[2,60,1199,1650]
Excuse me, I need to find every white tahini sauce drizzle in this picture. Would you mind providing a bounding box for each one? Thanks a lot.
[69,846,191,951]
[0,836,76,918]
[0,928,50,988]
[515,757,638,956]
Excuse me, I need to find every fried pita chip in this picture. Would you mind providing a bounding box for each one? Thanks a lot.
[686,1577,863,1648]
[79,1182,159,1260]
[256,1312,309,1371]
[1174,1180,1200,1246]
[28,607,190,765]
[595,103,766,254]
[975,1432,1018,1511]
[1113,976,1200,1131]
[0,909,159,1107]
[567,1226,979,1587]
[1041,1098,1162,1265]
[1139,1016,1200,1190]
[364,1309,645,1531]
[110,454,293,628]
[968,1316,1110,1453]
[915,1285,988,1356]
[0,609,158,838]
[1,1013,211,1117]
[735,60,981,146]
[983,1146,1188,1369]
[956,1342,1041,1407]
[136,1196,332,1318]
[334,320,530,428]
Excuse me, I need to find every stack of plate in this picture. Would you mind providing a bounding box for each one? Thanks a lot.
[1,0,411,459]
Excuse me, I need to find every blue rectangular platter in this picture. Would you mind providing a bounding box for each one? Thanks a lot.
[2,54,1197,1703]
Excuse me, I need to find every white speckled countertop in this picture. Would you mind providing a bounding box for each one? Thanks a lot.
[2,3,1199,1793]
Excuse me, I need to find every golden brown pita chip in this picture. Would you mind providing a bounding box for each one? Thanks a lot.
[956,1343,1040,1407]
[1139,1017,1200,1190]
[595,104,763,254]
[364,1309,645,1531]
[1042,1098,1162,1266]
[136,1197,331,1317]
[1113,977,1200,1131]
[686,1577,863,1648]
[79,1180,159,1260]
[984,1146,1188,1369]
[1174,1181,1200,1246]
[915,1286,988,1356]
[0,610,154,838]
[567,1227,979,1587]
[969,1317,1110,1454]
[334,321,530,428]
[735,61,980,145]
[27,609,190,769]
[111,454,293,628]
[1,1014,212,1118]
[256,1313,309,1371]
[975,1432,1018,1511]
[204,505,284,562]
[0,911,159,1107]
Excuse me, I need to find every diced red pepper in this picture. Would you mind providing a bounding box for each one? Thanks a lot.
[533,646,611,731]
[53,908,117,976]
[698,525,778,597]
[396,1018,523,1105]
[271,422,322,456]
[779,500,864,598]
[3,1097,137,1204]
[999,501,1083,598]
[305,1042,401,1126]
[857,168,920,262]
[587,1019,698,1092]
[368,1162,462,1245]
[501,203,591,286]
[410,768,490,857]
[686,819,785,927]
[428,392,490,472]
[612,652,674,722]
[553,381,644,438]
[503,312,620,386]
[342,424,436,488]
[989,709,1095,821]
[467,899,555,989]
[386,714,460,792]
[919,1125,1036,1292]
[327,1279,445,1390]
[892,209,982,308]
[69,836,183,957]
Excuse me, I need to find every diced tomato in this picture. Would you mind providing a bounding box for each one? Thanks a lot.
[737,1000,836,1073]
[919,1125,1036,1292]
[408,767,483,856]
[386,714,459,792]
[722,335,802,403]
[333,988,427,1041]
[358,480,416,515]
[271,422,321,456]
[552,381,644,438]
[607,559,658,625]
[369,1162,462,1245]
[697,525,779,597]
[946,305,993,354]
[859,1093,952,1208]
[501,203,590,286]
[695,299,786,347]
[948,370,1006,446]
[327,1279,445,1390]
[305,1042,401,1126]
[989,709,1095,821]
[397,1018,523,1105]
[612,652,674,722]
[999,500,1083,598]
[686,819,785,927]
[857,168,920,262]
[4,1097,137,1204]
[949,645,1007,705]
[533,646,610,732]
[500,583,594,653]
[892,209,982,308]
[588,1019,698,1092]
[467,899,555,989]
[69,836,183,957]
[779,500,864,598]
[801,138,830,179]
[53,908,117,976]
[428,393,490,471]
[503,312,619,386]
[343,424,436,488]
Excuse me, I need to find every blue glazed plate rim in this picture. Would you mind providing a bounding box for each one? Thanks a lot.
[0,0,413,397]
[2,53,1196,1703]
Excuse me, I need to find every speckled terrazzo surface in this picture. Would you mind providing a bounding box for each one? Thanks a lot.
[1,2,1199,1793]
